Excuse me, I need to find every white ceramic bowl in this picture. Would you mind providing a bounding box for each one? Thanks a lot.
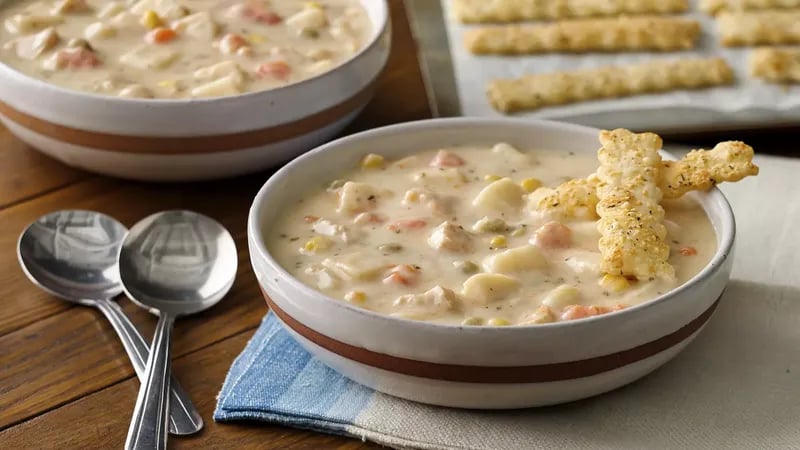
[248,118,735,409]
[0,0,389,181]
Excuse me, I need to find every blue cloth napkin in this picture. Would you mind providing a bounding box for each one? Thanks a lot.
[215,291,769,450]
[214,312,373,436]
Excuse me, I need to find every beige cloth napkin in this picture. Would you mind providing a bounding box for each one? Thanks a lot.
[348,151,800,450]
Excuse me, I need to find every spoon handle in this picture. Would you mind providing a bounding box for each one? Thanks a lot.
[125,313,175,450]
[94,299,203,435]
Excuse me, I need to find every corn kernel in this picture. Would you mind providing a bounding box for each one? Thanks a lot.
[302,236,331,253]
[462,317,483,326]
[305,1,323,8]
[484,174,502,182]
[520,177,542,193]
[247,33,266,43]
[403,190,419,203]
[361,153,385,169]
[487,318,510,326]
[489,235,507,248]
[157,80,177,89]
[140,10,162,29]
[599,274,630,292]
[345,290,366,303]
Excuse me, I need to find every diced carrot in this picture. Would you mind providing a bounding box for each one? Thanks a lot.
[386,219,427,232]
[533,221,572,249]
[429,149,465,168]
[256,61,291,80]
[679,246,698,256]
[241,2,283,24]
[382,264,419,286]
[353,212,386,225]
[560,305,613,321]
[54,48,101,69]
[146,27,177,44]
[219,33,247,54]
[303,215,319,223]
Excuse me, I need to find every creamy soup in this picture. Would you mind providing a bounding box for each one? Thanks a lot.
[268,144,717,326]
[0,0,370,98]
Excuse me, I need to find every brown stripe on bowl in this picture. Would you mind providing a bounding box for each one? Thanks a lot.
[0,80,375,154]
[263,292,721,383]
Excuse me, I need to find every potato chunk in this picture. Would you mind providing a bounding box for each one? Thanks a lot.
[392,286,460,320]
[130,0,188,20]
[541,285,581,309]
[97,2,124,19]
[482,245,547,273]
[51,0,90,15]
[490,142,531,165]
[4,13,63,34]
[428,221,473,252]
[172,11,218,40]
[84,21,116,39]
[118,84,153,98]
[413,168,467,187]
[473,177,525,212]
[321,255,385,282]
[461,273,521,304]
[119,44,177,70]
[190,75,242,98]
[194,61,245,84]
[286,5,327,35]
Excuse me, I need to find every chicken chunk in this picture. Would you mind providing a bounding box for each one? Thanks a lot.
[337,181,380,214]
[392,286,460,320]
[428,221,473,252]
[10,27,59,60]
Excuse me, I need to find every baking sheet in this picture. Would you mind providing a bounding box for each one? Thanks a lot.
[440,0,800,132]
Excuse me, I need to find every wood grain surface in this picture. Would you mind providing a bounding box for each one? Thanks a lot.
[0,1,427,448]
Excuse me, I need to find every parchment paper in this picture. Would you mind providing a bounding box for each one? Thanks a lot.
[441,0,800,132]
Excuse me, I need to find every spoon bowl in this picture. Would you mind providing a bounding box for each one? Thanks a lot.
[120,210,237,450]
[119,210,237,317]
[17,210,203,435]
[18,210,126,303]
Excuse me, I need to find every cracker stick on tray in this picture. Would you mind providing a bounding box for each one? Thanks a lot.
[594,129,674,281]
[700,0,800,15]
[717,10,800,46]
[453,0,689,24]
[536,141,759,219]
[464,16,701,55]
[750,47,800,83]
[487,57,733,113]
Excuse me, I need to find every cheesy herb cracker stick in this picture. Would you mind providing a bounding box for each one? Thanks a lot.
[535,142,759,219]
[487,57,733,114]
[465,16,700,55]
[453,0,689,23]
[750,47,800,83]
[718,10,800,46]
[595,129,674,281]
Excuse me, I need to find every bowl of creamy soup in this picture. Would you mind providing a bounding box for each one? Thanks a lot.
[249,118,752,409]
[0,0,389,180]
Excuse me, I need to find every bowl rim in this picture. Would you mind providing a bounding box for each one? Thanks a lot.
[0,0,389,106]
[248,117,736,332]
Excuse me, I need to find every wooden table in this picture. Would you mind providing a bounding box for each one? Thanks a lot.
[0,1,427,448]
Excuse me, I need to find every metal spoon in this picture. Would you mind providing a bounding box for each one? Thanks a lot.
[120,210,237,450]
[17,210,203,436]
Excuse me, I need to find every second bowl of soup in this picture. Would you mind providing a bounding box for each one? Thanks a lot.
[0,0,390,180]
